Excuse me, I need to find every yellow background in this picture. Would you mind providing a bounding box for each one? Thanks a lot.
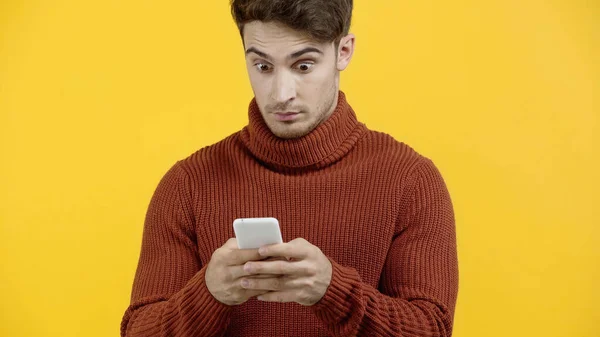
[1,1,598,336]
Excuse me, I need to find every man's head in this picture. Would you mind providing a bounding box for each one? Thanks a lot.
[231,0,355,139]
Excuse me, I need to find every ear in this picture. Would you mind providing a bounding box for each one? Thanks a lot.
[336,33,355,71]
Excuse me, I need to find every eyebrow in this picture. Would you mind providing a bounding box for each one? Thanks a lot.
[245,47,323,60]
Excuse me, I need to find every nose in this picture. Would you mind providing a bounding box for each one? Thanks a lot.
[271,70,296,104]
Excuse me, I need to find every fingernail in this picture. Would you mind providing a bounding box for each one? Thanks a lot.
[257,295,264,301]
[241,279,249,288]
[258,247,267,255]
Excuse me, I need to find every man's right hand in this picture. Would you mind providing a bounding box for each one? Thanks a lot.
[205,238,270,306]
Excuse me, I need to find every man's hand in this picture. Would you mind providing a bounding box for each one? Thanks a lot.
[205,238,271,306]
[239,238,333,306]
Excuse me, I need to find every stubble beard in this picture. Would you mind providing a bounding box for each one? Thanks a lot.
[265,85,338,140]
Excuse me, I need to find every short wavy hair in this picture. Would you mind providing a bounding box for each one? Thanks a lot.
[230,0,353,45]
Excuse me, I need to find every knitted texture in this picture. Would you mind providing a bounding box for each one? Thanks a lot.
[121,92,459,337]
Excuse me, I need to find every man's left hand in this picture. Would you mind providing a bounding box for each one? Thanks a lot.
[240,238,332,306]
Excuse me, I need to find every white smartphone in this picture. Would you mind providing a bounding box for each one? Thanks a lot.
[233,217,283,249]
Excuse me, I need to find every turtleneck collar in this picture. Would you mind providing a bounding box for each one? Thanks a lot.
[238,91,366,173]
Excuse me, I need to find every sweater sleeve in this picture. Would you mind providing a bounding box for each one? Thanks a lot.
[310,158,459,336]
[120,162,232,337]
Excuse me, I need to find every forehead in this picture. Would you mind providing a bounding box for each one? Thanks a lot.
[243,21,331,54]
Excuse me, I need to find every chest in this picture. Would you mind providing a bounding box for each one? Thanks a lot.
[194,166,402,286]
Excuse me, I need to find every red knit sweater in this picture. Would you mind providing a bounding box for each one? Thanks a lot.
[121,92,459,337]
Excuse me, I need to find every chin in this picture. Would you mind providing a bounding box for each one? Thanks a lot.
[268,122,314,139]
[272,127,311,139]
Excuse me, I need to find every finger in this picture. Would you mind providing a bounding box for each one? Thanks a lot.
[271,276,309,289]
[227,247,263,266]
[228,265,253,280]
[256,290,298,303]
[244,260,315,276]
[262,256,288,262]
[243,289,270,299]
[240,276,289,291]
[258,239,311,260]
[222,237,238,248]
[228,264,278,280]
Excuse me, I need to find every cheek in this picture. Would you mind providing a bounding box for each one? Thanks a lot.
[249,74,271,100]
[306,67,334,88]
[301,71,334,99]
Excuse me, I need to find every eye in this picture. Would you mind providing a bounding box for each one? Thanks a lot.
[295,62,314,73]
[255,63,272,73]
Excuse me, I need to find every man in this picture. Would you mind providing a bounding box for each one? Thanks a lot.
[121,0,459,336]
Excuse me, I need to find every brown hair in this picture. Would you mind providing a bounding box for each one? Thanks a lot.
[230,0,353,45]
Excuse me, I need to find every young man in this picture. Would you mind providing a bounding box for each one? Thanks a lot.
[121,0,459,336]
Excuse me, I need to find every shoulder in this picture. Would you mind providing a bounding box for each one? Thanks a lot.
[357,127,449,194]
[359,129,453,224]
[357,128,431,173]
[175,131,243,174]
[151,131,244,193]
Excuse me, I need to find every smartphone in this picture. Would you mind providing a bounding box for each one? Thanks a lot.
[233,217,283,249]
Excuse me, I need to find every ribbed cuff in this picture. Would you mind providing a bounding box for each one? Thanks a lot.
[310,258,362,324]
[167,266,233,335]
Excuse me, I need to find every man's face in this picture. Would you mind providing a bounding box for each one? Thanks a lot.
[243,21,353,139]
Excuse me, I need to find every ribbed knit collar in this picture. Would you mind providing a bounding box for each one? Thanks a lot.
[239,91,365,172]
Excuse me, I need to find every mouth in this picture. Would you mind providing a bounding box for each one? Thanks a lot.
[273,111,300,122]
